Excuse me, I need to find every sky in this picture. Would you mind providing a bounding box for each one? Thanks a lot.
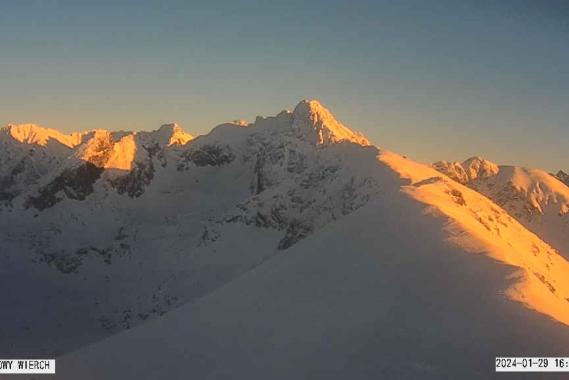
[1,0,568,171]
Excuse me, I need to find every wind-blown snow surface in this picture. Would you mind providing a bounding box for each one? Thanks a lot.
[433,157,569,260]
[2,100,569,379]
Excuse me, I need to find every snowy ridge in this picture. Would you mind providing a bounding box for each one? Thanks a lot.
[388,152,569,325]
[434,157,569,259]
[433,156,499,183]
[2,123,85,148]
[0,122,194,206]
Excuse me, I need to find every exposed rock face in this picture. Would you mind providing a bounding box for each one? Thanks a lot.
[26,163,105,210]
[556,170,569,187]
[0,154,43,201]
[179,144,235,168]
[110,161,155,198]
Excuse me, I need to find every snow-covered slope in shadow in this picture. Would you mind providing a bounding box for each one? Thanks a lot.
[51,150,569,380]
[0,100,378,357]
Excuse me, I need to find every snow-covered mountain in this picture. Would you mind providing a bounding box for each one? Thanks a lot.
[0,100,377,357]
[433,157,569,260]
[0,122,193,205]
[3,101,569,379]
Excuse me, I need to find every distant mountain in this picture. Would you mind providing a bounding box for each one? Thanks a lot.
[3,101,569,380]
[0,122,193,205]
[434,157,569,259]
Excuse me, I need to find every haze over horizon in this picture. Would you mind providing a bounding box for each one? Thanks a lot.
[2,0,568,171]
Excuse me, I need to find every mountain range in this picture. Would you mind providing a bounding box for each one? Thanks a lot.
[2,100,569,379]
[433,157,569,260]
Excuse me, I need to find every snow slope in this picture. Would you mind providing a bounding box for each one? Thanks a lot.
[434,157,569,259]
[50,149,569,380]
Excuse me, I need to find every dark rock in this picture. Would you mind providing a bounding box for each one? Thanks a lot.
[26,162,104,210]
[110,161,155,198]
[179,144,235,168]
[278,221,313,250]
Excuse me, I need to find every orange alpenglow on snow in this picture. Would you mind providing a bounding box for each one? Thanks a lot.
[291,99,370,146]
[1,123,195,171]
[3,123,84,148]
[155,123,194,146]
[383,151,569,326]
[433,156,569,263]
[104,134,138,171]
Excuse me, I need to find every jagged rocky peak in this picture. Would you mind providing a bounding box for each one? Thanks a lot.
[153,123,193,146]
[1,123,84,148]
[461,156,499,181]
[433,156,499,183]
[291,99,370,146]
[556,170,569,187]
[75,130,116,168]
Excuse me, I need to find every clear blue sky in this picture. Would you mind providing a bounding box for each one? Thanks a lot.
[1,0,568,170]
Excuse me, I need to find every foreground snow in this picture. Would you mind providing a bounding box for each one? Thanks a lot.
[53,152,569,379]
